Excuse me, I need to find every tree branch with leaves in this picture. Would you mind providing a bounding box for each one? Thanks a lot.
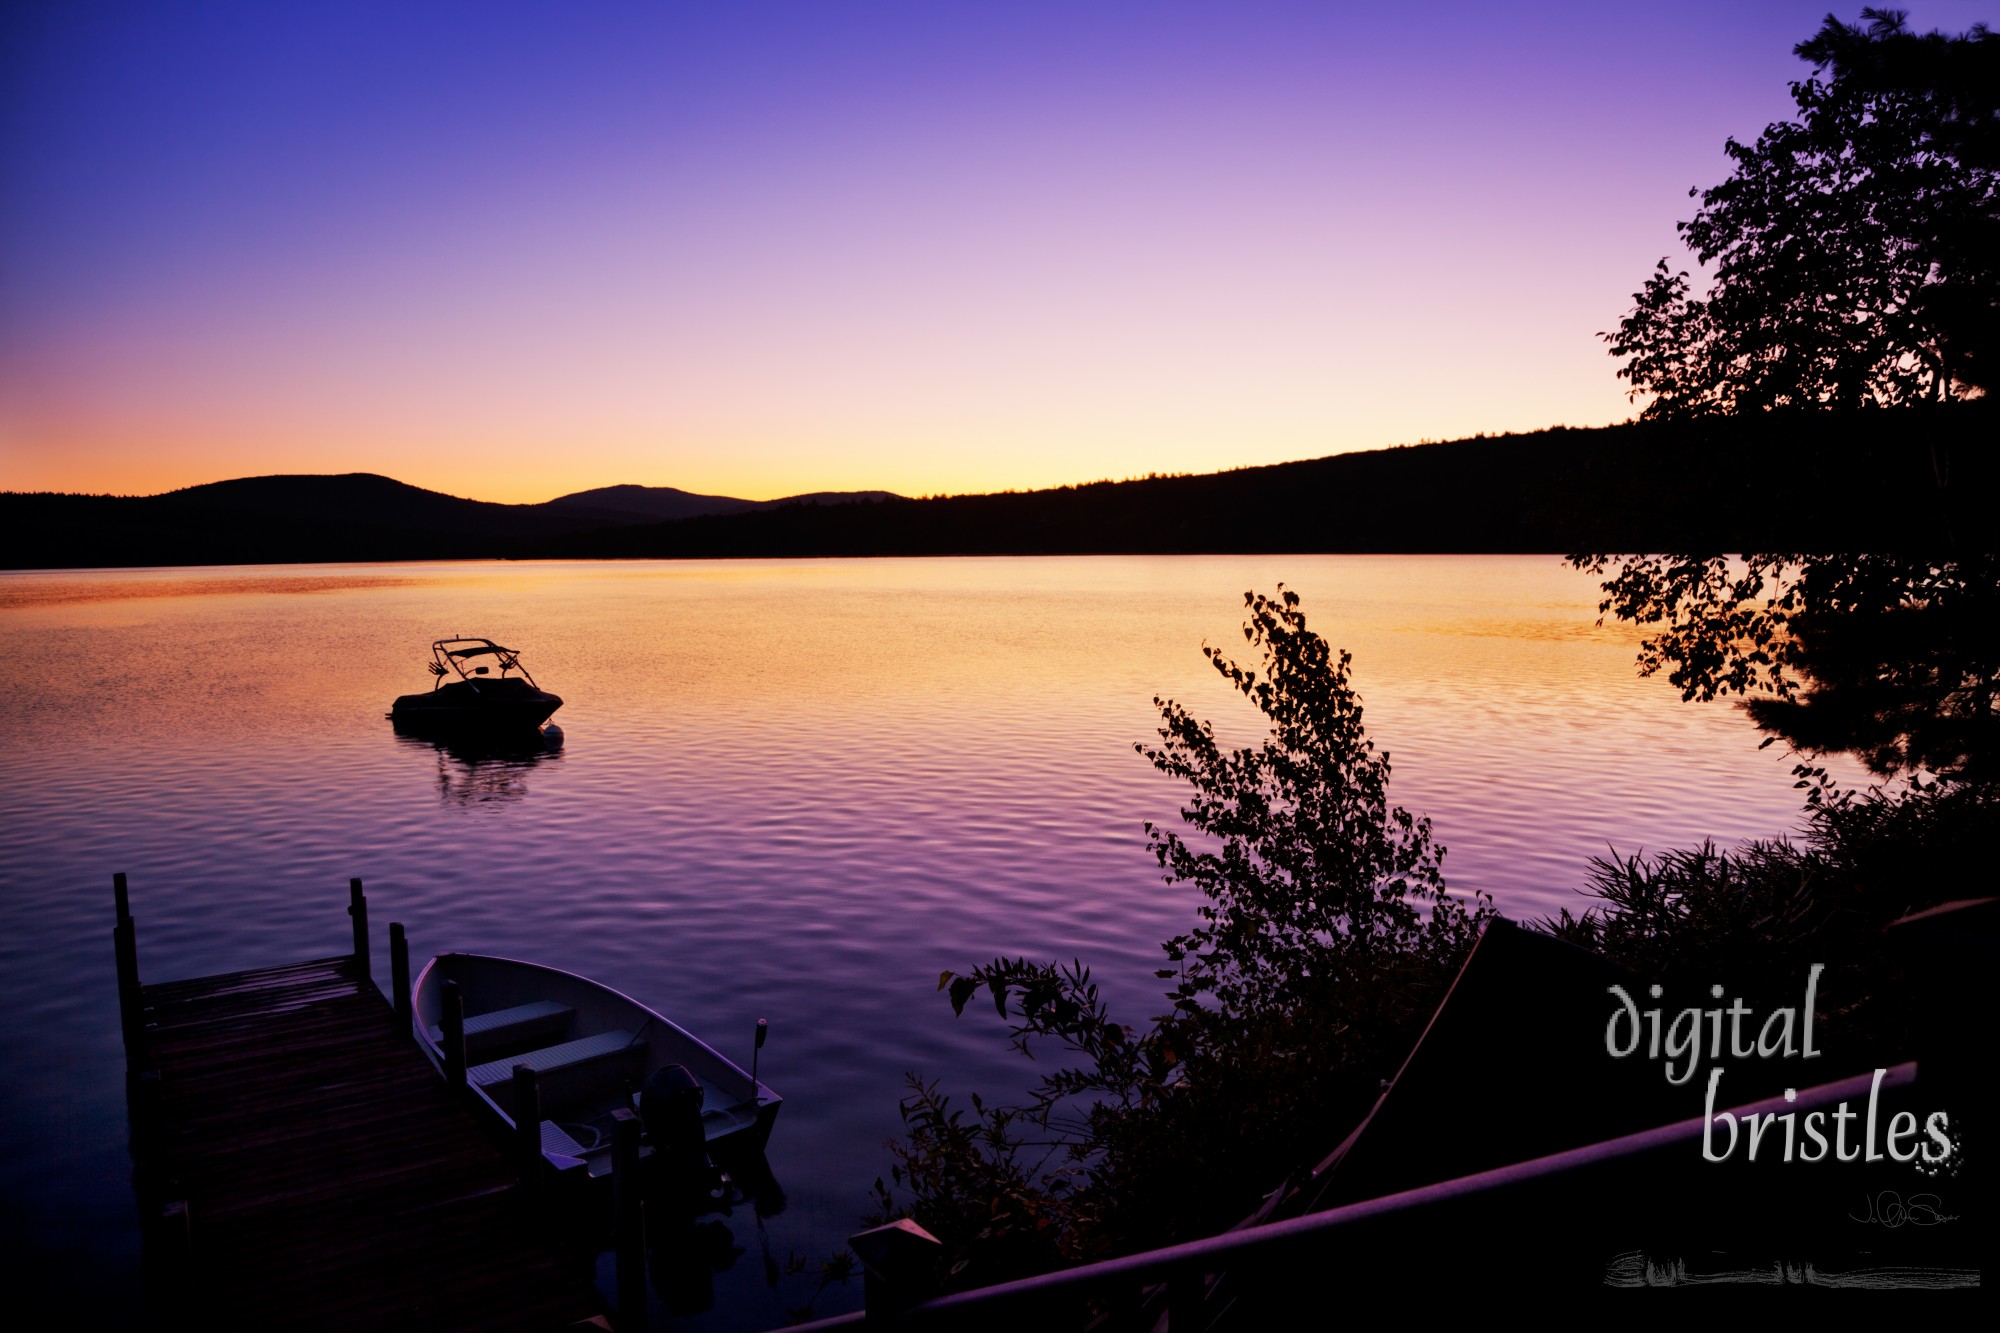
[873,588,1490,1284]
[1607,9,1998,417]
[1572,552,2000,781]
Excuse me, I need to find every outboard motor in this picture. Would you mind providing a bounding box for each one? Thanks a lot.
[639,1064,720,1204]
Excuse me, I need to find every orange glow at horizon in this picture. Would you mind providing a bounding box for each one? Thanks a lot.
[3,409,1641,505]
[10,1,1909,508]
[2,345,1641,504]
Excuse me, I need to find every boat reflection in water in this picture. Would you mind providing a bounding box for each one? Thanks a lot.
[390,726,564,806]
[386,636,566,803]
[650,1152,789,1316]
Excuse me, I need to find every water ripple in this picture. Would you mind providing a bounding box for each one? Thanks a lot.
[0,554,1863,1328]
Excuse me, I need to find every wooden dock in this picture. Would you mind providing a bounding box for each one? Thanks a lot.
[118,877,611,1331]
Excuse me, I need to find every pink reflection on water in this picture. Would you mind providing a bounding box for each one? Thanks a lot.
[0,554,1864,1330]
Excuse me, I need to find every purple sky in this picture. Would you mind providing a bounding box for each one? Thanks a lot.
[3,2,1990,502]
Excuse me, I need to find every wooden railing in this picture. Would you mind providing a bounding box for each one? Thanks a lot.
[789,1062,1920,1330]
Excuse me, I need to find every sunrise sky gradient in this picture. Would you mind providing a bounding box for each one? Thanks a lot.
[3,1,1991,504]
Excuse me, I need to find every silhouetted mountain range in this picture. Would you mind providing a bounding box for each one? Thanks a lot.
[545,483,901,524]
[0,475,899,569]
[3,404,1990,570]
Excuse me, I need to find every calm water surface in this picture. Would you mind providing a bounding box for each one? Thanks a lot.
[0,555,1845,1325]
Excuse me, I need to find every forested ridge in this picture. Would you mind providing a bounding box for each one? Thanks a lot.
[4,403,1990,570]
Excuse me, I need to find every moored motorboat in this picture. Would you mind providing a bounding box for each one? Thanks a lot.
[412,952,779,1182]
[390,638,563,733]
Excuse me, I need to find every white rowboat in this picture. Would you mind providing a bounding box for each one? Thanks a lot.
[413,952,779,1178]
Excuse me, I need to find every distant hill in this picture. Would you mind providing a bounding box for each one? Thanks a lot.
[532,404,1995,559]
[545,484,759,522]
[0,474,898,569]
[1,473,613,570]
[1,404,1990,570]
[545,483,900,523]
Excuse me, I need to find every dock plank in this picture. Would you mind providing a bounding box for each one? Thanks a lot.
[131,955,606,1330]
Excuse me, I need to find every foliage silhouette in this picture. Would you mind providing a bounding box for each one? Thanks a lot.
[871,588,1489,1288]
[1570,553,2000,781]
[1138,587,1486,1013]
[1606,9,1998,416]
[1539,764,1992,1066]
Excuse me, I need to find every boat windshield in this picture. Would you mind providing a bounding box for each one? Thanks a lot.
[433,639,534,684]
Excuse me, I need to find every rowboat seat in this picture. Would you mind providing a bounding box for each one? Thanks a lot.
[467,1029,641,1088]
[465,1000,572,1038]
[430,999,575,1060]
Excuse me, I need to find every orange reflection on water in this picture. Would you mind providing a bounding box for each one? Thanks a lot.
[0,567,440,611]
[0,556,1873,926]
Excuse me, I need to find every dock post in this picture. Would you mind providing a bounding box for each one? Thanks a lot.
[145,1198,191,1318]
[611,1108,646,1332]
[348,878,370,988]
[114,919,145,1063]
[389,922,412,1036]
[126,1067,162,1161]
[159,1199,190,1258]
[851,1218,944,1321]
[114,870,130,922]
[512,1064,542,1193]
[441,980,466,1091]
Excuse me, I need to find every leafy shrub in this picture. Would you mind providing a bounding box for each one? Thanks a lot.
[1539,765,1992,1066]
[872,588,1491,1285]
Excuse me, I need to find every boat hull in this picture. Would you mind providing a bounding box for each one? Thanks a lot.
[413,953,779,1180]
[391,679,563,732]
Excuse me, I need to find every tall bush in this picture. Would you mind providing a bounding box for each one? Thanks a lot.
[873,588,1490,1283]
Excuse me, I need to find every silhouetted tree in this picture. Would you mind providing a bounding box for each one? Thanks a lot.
[1608,9,1998,415]
[874,589,1489,1283]
[1571,552,2000,781]
[1137,586,1487,1011]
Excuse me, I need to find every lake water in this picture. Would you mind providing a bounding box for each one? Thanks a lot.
[0,555,1846,1326]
